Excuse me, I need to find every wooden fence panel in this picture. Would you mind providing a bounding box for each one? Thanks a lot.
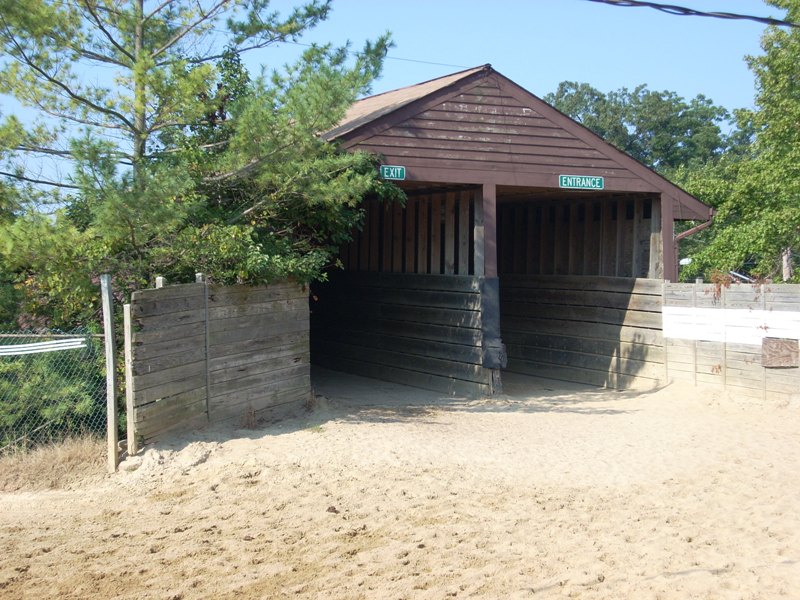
[312,271,492,397]
[500,274,665,389]
[127,281,310,444]
[663,282,800,401]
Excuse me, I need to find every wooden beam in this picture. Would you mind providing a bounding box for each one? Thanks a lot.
[473,189,484,277]
[444,192,456,274]
[526,205,536,274]
[649,197,663,279]
[483,183,498,278]
[615,198,625,277]
[632,197,643,278]
[662,195,676,281]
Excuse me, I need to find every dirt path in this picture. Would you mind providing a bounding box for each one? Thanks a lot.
[2,370,799,599]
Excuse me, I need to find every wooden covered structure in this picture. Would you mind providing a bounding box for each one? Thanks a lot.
[312,65,713,395]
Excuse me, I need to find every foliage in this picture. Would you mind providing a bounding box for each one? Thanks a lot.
[678,0,800,281]
[0,333,106,450]
[0,0,400,326]
[544,82,734,172]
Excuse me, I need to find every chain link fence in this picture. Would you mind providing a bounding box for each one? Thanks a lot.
[0,330,107,453]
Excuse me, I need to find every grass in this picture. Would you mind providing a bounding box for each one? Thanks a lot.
[0,435,106,492]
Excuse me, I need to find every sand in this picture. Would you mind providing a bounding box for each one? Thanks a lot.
[1,368,799,599]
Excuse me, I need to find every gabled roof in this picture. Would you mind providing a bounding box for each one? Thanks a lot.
[327,65,713,222]
[323,65,489,142]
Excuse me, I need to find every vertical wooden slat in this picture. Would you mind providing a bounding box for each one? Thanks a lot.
[632,197,643,278]
[430,194,442,274]
[568,201,579,274]
[405,198,416,273]
[615,198,625,276]
[601,201,614,276]
[458,192,470,275]
[583,200,593,275]
[359,205,370,271]
[554,205,568,274]
[444,191,456,275]
[348,228,358,271]
[369,201,380,272]
[511,205,525,274]
[417,196,429,273]
[473,190,484,277]
[382,203,392,272]
[662,196,675,281]
[649,197,663,279]
[539,204,549,275]
[526,205,536,274]
[392,202,403,273]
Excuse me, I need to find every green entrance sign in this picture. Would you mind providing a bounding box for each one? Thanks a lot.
[559,174,604,190]
[379,165,406,180]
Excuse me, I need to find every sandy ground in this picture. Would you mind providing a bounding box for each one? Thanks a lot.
[2,368,800,599]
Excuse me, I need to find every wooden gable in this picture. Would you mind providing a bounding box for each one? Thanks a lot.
[331,66,712,222]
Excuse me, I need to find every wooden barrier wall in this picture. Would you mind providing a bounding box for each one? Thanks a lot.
[500,275,666,389]
[341,190,476,276]
[127,281,310,443]
[312,272,494,397]
[663,282,800,402]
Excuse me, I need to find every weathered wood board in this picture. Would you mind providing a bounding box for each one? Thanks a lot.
[128,282,311,444]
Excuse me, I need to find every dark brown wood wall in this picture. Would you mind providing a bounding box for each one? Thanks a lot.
[312,272,493,397]
[500,275,665,389]
[341,192,476,276]
[350,82,658,191]
[497,196,658,278]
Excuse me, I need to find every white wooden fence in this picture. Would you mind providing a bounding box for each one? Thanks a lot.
[663,282,800,401]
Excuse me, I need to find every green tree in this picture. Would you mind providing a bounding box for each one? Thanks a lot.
[680,0,799,281]
[0,0,397,326]
[545,82,732,172]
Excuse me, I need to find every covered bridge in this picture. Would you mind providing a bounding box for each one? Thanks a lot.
[312,64,713,396]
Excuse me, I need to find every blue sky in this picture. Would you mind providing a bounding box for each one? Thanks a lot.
[257,0,785,112]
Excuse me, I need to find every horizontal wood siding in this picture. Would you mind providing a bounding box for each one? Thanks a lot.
[664,282,800,402]
[129,282,310,443]
[500,275,665,389]
[351,82,653,190]
[312,272,492,397]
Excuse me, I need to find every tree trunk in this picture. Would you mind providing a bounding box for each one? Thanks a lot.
[133,0,146,181]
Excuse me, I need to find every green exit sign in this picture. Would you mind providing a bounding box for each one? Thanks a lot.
[379,165,406,180]
[559,174,604,190]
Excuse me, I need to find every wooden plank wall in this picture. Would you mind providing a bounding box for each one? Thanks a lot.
[341,191,475,276]
[312,272,493,397]
[128,282,310,443]
[500,275,665,389]
[664,282,800,402]
[497,197,656,278]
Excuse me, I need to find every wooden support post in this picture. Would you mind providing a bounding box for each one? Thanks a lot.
[568,201,579,275]
[100,274,119,473]
[123,304,137,456]
[649,197,663,279]
[431,194,442,274]
[526,205,536,274]
[583,200,593,275]
[662,196,676,281]
[473,189,484,277]
[482,183,498,278]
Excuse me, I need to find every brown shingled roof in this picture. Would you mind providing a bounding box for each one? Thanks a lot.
[322,65,491,142]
